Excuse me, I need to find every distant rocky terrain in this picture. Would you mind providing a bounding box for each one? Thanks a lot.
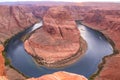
[0,2,119,80]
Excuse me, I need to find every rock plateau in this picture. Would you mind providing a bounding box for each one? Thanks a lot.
[24,7,86,68]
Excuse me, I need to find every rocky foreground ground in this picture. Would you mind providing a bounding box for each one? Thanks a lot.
[0,2,120,80]
[27,71,87,80]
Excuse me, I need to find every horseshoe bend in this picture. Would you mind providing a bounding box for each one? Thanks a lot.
[0,2,120,80]
[24,7,87,68]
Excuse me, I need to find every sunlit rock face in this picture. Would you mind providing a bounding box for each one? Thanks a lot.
[0,44,8,80]
[0,44,5,76]
[0,76,8,80]
[24,7,87,68]
[81,8,120,80]
[27,71,88,80]
[0,5,40,43]
[0,2,119,80]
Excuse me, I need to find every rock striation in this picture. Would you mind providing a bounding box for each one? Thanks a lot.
[0,2,119,80]
[81,8,120,80]
[0,44,8,80]
[0,5,40,43]
[24,7,86,68]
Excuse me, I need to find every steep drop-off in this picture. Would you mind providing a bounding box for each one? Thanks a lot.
[82,9,120,80]
[0,45,5,76]
[0,5,40,43]
[24,7,86,68]
[0,2,119,80]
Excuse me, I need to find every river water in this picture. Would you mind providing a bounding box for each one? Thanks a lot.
[5,21,113,78]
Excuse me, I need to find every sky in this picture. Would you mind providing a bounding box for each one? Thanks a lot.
[0,0,120,2]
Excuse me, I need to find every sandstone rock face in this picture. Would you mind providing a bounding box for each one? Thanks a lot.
[27,71,88,80]
[81,9,120,80]
[0,2,120,80]
[0,76,8,80]
[0,5,40,43]
[24,7,86,68]
[61,4,120,80]
[0,44,5,76]
[0,4,41,80]
[0,44,8,80]
[5,66,26,80]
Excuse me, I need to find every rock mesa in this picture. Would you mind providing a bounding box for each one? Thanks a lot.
[24,7,86,68]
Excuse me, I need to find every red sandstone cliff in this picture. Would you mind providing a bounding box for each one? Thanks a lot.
[0,45,5,76]
[0,2,119,80]
[0,5,39,43]
[24,7,86,68]
[0,44,8,80]
[82,9,120,80]
[24,3,120,80]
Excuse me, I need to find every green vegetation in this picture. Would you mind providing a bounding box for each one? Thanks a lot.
[2,51,10,65]
[89,49,119,80]
[1,39,10,65]
[0,39,10,66]
[1,38,28,78]
[89,34,118,80]
[4,39,10,47]
[21,33,31,42]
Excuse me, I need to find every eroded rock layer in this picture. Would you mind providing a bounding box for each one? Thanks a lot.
[0,5,39,43]
[82,9,120,80]
[24,7,87,68]
[0,45,5,76]
[0,2,119,80]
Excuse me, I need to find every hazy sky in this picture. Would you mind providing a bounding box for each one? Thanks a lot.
[0,0,120,2]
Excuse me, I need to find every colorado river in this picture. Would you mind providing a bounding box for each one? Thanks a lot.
[5,21,113,78]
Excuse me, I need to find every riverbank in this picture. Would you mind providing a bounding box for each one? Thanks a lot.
[0,2,119,80]
[2,39,27,79]
[0,42,26,80]
[24,7,85,68]
[82,21,120,80]
[5,66,26,80]
[2,23,43,79]
[88,31,116,80]
[5,20,113,78]
[31,36,87,68]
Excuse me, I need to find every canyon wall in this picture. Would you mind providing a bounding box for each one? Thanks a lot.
[82,8,120,80]
[24,6,87,68]
[0,45,5,76]
[0,5,40,43]
[0,2,119,80]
